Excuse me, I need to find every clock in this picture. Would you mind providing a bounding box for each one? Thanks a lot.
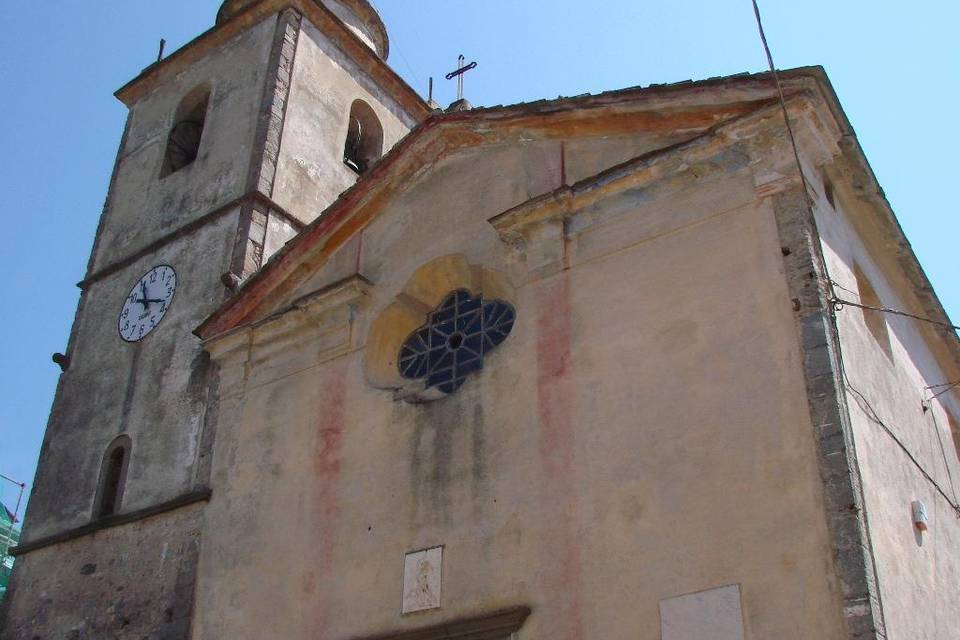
[118,265,177,342]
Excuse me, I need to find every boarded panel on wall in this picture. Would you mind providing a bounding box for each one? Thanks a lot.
[660,584,745,640]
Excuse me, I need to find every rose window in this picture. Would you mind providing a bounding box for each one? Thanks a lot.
[398,290,516,395]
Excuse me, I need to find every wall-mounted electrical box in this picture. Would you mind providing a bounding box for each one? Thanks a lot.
[912,500,929,532]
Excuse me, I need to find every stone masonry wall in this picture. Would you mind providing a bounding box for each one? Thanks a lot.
[1,504,203,640]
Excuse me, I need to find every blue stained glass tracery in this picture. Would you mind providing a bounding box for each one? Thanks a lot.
[398,290,516,395]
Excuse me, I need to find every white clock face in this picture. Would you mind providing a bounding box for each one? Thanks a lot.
[118,265,177,343]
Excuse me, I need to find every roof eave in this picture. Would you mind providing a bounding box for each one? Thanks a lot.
[198,65,960,370]
[194,78,794,339]
[803,68,960,380]
[114,0,428,121]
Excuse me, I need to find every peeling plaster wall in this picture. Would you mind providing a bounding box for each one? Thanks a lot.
[814,171,960,640]
[3,206,237,639]
[21,210,238,541]
[90,18,275,272]
[271,19,414,224]
[194,134,848,639]
[2,16,280,640]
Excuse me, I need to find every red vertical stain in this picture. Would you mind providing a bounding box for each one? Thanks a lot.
[560,140,568,186]
[354,230,364,275]
[308,362,348,638]
[535,275,584,640]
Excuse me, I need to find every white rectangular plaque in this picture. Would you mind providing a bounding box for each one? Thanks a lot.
[660,584,745,640]
[402,546,443,614]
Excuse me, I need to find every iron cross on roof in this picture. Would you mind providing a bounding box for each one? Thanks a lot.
[445,55,478,101]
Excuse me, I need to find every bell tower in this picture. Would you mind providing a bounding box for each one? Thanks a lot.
[2,2,428,637]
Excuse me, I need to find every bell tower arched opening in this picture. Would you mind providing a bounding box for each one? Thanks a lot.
[343,99,384,175]
[161,86,210,178]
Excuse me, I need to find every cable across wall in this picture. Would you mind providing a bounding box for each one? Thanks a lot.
[750,0,960,520]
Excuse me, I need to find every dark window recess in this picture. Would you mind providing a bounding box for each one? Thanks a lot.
[948,412,960,459]
[399,290,516,395]
[95,436,131,518]
[824,178,836,209]
[854,265,893,359]
[161,86,210,178]
[343,99,383,174]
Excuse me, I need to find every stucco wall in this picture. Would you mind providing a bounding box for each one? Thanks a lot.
[194,135,848,639]
[814,171,960,640]
[271,18,414,224]
[22,210,238,542]
[19,14,289,543]
[90,17,274,272]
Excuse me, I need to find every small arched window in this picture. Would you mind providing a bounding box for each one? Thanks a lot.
[94,435,132,518]
[161,86,210,178]
[343,99,383,175]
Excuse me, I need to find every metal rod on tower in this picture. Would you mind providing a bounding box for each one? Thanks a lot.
[157,38,167,63]
[429,77,434,103]
[0,474,24,488]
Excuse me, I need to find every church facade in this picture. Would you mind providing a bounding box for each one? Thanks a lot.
[3,1,959,639]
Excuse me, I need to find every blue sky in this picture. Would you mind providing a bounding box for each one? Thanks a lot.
[1,1,957,518]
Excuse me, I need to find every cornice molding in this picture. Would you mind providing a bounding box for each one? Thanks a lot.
[10,489,211,557]
[348,607,531,640]
[194,89,784,339]
[204,274,370,350]
[203,275,370,395]
[78,191,304,291]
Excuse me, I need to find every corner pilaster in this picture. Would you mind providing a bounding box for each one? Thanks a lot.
[230,8,302,280]
[772,185,887,640]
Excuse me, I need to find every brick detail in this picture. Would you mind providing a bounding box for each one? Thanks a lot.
[231,9,302,279]
[250,9,300,197]
[772,186,887,640]
[240,205,270,276]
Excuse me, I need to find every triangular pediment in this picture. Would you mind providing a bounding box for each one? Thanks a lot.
[194,68,840,341]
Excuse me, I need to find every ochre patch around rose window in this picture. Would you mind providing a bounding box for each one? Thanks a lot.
[364,255,517,402]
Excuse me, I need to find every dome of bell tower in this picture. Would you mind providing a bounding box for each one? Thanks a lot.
[216,0,389,59]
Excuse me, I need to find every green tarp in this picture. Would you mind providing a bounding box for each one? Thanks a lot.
[1,503,20,599]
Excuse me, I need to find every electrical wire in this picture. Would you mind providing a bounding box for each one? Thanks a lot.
[831,297,960,332]
[752,0,960,630]
[844,369,960,516]
[927,380,960,390]
[751,0,960,521]
[829,279,861,299]
[750,4,956,637]
[753,2,959,338]
[366,0,427,96]
[924,401,960,507]
[750,0,815,208]
[926,380,960,403]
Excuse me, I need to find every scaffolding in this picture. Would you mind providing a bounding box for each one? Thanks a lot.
[1,473,25,601]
